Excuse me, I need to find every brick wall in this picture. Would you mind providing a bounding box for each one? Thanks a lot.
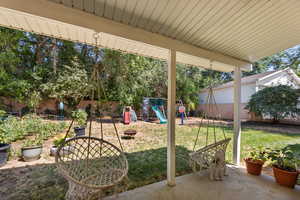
[0,97,120,115]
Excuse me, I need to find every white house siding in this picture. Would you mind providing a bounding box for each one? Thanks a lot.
[199,83,256,120]
[199,84,256,104]
[199,69,300,122]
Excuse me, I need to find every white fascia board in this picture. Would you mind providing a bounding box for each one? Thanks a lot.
[257,69,285,83]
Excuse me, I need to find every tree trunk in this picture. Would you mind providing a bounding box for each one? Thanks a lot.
[51,38,58,74]
[34,36,49,66]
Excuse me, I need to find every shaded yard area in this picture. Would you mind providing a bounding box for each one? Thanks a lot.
[1,118,300,200]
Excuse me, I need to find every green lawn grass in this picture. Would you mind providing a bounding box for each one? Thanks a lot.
[1,122,300,200]
[122,123,300,189]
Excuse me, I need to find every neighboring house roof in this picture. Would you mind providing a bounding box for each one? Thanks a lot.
[202,68,300,92]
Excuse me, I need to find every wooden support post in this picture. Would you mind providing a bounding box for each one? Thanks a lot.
[233,66,241,165]
[167,49,176,186]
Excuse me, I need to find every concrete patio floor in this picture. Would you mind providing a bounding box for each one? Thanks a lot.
[106,166,300,200]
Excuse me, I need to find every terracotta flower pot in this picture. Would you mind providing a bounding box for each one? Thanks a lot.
[244,158,264,176]
[273,166,299,188]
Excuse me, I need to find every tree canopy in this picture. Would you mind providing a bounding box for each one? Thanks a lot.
[0,27,216,112]
[0,26,300,114]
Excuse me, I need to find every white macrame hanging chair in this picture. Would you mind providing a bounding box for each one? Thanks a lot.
[189,67,231,175]
[55,33,128,200]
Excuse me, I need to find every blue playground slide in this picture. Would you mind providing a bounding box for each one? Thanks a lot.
[151,106,167,124]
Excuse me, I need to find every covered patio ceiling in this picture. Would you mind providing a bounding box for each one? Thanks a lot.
[1,1,300,72]
[0,7,226,72]
[0,0,261,72]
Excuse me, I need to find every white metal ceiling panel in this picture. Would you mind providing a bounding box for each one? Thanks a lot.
[3,1,285,71]
[46,0,300,64]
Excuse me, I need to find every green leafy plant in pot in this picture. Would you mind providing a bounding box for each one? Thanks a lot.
[0,126,10,167]
[50,136,67,156]
[21,136,43,162]
[244,147,268,176]
[267,147,300,188]
[50,135,75,156]
[72,109,87,137]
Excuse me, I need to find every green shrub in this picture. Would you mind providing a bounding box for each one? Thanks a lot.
[27,91,41,114]
[72,109,87,127]
[0,116,26,143]
[0,115,67,144]
[53,137,65,147]
[23,114,43,134]
[23,135,43,148]
[246,85,300,122]
[37,121,67,140]
[0,110,6,117]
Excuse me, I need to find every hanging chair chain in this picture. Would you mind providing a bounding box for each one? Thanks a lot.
[62,32,124,152]
[87,32,124,151]
[192,61,227,151]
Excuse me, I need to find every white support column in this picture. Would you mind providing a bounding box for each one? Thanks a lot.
[167,49,176,186]
[233,66,241,165]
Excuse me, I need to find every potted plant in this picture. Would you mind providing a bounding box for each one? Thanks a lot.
[244,147,268,176]
[267,147,300,188]
[0,129,10,167]
[50,137,65,156]
[50,135,74,156]
[21,136,43,161]
[72,109,87,136]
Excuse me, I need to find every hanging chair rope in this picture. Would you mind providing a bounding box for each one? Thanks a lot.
[193,62,228,150]
[91,32,124,151]
[56,31,128,200]
[189,61,231,180]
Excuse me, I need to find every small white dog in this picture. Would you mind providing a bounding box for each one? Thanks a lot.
[209,150,226,181]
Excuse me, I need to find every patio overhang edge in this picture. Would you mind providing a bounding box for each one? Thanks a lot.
[0,0,252,72]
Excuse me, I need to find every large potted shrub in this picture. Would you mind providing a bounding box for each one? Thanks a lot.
[268,147,299,188]
[21,136,43,161]
[72,109,87,137]
[244,147,268,176]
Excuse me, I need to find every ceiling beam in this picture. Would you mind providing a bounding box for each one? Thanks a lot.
[0,0,252,70]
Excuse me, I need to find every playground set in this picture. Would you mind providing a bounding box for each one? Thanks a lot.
[122,97,187,125]
[142,97,167,124]
[141,97,187,124]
